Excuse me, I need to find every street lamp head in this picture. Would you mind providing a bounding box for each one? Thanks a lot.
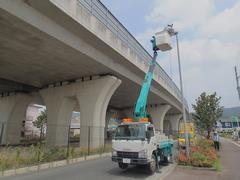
[164,24,178,36]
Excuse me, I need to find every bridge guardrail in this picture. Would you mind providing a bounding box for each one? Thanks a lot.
[77,0,188,109]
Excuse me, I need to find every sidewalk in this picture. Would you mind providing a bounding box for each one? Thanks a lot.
[163,138,240,180]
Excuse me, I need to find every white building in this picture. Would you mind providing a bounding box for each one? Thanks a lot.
[23,104,44,138]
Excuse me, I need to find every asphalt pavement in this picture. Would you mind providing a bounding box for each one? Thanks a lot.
[0,157,175,180]
[220,138,240,180]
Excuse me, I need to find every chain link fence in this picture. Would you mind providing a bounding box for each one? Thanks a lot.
[0,124,184,171]
[18,125,113,156]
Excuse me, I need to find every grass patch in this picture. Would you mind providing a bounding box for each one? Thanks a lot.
[213,158,222,172]
[0,143,112,171]
[219,132,232,139]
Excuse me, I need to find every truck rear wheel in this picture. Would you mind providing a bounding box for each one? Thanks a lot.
[118,162,128,169]
[147,154,157,174]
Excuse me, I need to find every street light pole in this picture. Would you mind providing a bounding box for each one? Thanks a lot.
[175,32,190,158]
[165,25,190,157]
[234,66,240,101]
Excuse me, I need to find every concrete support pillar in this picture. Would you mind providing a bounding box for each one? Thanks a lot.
[163,120,172,135]
[169,114,182,135]
[148,105,171,132]
[40,88,76,147]
[40,75,121,148]
[0,94,32,145]
[77,76,121,148]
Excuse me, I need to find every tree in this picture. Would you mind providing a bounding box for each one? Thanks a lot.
[192,92,223,138]
[33,109,47,142]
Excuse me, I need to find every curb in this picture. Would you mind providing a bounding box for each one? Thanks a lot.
[0,152,111,177]
[158,163,177,180]
[177,165,216,171]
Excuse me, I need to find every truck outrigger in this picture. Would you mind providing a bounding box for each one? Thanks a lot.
[111,30,174,174]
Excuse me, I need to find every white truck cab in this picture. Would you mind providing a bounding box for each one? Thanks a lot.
[111,121,172,173]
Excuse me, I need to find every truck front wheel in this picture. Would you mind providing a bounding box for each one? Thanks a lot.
[147,154,157,174]
[118,162,128,169]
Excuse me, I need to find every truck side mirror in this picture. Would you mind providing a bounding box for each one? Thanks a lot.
[146,131,151,141]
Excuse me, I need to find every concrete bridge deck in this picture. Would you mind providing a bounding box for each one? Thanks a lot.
[0,0,188,147]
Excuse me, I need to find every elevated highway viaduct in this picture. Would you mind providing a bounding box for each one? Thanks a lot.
[0,0,189,148]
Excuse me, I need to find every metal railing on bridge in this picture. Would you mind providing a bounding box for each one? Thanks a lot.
[77,0,188,109]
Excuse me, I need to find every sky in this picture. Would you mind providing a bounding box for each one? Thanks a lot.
[101,0,240,110]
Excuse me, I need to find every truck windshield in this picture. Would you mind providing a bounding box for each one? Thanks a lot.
[114,124,146,140]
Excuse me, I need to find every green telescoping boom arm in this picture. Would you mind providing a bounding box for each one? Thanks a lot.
[134,36,159,120]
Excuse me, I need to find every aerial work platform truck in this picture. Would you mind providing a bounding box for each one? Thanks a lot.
[111,30,174,174]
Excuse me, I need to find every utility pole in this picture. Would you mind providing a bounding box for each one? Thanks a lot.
[235,66,240,101]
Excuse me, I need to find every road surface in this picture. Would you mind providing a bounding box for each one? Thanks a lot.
[1,157,174,180]
[220,138,240,179]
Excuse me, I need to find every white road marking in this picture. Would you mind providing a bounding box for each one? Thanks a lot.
[225,138,240,148]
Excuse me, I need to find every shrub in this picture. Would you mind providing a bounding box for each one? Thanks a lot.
[204,148,217,161]
[178,138,219,168]
[219,132,232,139]
[190,152,212,167]
[178,151,189,165]
[196,138,213,149]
